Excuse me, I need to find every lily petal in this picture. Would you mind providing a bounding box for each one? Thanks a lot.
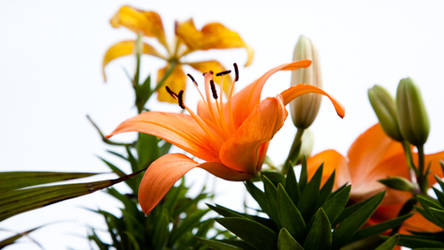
[106,112,218,161]
[175,19,253,66]
[219,97,287,174]
[102,40,163,81]
[346,124,404,186]
[230,61,312,127]
[138,153,253,214]
[110,6,167,47]
[307,149,349,187]
[157,65,187,103]
[280,84,345,117]
[185,60,233,95]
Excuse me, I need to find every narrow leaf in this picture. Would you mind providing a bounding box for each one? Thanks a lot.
[276,184,306,242]
[303,208,332,250]
[375,234,399,250]
[277,228,304,250]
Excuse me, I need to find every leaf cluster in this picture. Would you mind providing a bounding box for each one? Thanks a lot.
[204,162,411,250]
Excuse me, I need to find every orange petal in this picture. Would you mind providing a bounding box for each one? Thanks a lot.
[185,60,233,95]
[352,152,411,205]
[175,19,253,66]
[307,150,349,188]
[280,84,345,118]
[219,97,287,174]
[229,61,312,127]
[423,150,444,185]
[346,124,404,186]
[138,153,253,214]
[102,40,163,81]
[106,111,218,162]
[156,65,187,103]
[110,6,167,47]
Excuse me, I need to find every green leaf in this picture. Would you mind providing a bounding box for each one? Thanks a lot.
[0,169,143,221]
[169,209,208,244]
[0,226,42,248]
[0,171,98,192]
[333,191,385,247]
[276,184,306,242]
[321,184,350,224]
[399,235,444,248]
[303,208,332,250]
[136,133,159,170]
[352,213,411,242]
[99,157,126,177]
[375,234,399,250]
[262,176,279,222]
[245,181,272,218]
[216,217,276,250]
[425,207,444,228]
[197,238,243,250]
[297,163,323,218]
[285,165,300,204]
[152,208,169,250]
[319,170,336,205]
[432,186,444,207]
[261,171,285,186]
[299,160,308,188]
[208,204,275,229]
[277,228,304,250]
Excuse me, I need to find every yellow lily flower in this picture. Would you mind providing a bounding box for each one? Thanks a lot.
[102,5,253,103]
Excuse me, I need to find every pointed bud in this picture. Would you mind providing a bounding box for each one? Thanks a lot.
[396,78,430,146]
[290,35,322,129]
[378,176,415,192]
[368,85,403,141]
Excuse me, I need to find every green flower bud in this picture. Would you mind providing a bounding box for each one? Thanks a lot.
[368,85,403,141]
[396,78,430,146]
[378,176,415,192]
[290,35,322,129]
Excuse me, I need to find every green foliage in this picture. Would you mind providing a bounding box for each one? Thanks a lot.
[204,161,411,250]
[0,226,42,248]
[399,164,444,249]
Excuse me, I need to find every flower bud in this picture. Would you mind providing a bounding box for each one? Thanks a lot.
[378,176,415,192]
[368,85,403,141]
[290,35,322,129]
[396,78,430,146]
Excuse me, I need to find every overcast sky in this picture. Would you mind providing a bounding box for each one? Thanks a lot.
[1,0,444,249]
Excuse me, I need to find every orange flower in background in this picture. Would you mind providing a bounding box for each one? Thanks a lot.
[307,123,444,233]
[102,5,253,103]
[107,60,345,214]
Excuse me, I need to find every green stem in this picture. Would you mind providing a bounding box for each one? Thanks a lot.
[146,60,178,100]
[417,144,427,194]
[282,129,305,174]
[133,33,143,87]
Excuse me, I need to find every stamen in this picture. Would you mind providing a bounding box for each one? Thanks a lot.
[187,73,198,87]
[177,90,185,109]
[216,70,232,76]
[165,86,177,98]
[210,80,218,99]
[233,63,239,82]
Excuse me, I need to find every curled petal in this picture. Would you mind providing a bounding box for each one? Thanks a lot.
[185,60,233,95]
[220,97,287,174]
[176,19,253,66]
[280,84,345,118]
[307,149,349,188]
[157,65,187,103]
[106,112,218,161]
[347,124,404,186]
[138,153,253,214]
[102,40,163,81]
[110,6,167,47]
[230,61,312,127]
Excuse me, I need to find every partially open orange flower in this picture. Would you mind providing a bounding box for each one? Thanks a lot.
[102,5,253,103]
[107,61,344,214]
[307,123,444,233]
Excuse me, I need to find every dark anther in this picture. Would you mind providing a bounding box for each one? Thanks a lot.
[233,63,239,82]
[216,70,232,77]
[177,90,185,109]
[209,80,218,99]
[187,73,198,87]
[165,86,177,98]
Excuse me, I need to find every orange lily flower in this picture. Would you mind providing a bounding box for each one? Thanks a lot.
[307,123,444,233]
[107,61,345,214]
[102,5,253,103]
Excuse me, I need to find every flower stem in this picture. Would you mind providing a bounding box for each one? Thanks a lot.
[282,129,305,174]
[133,33,143,87]
[417,144,427,194]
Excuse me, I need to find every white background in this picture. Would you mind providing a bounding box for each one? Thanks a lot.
[1,0,444,249]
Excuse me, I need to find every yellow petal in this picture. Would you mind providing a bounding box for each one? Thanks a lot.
[102,40,163,81]
[110,6,167,47]
[186,60,233,95]
[176,19,253,66]
[156,65,187,103]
